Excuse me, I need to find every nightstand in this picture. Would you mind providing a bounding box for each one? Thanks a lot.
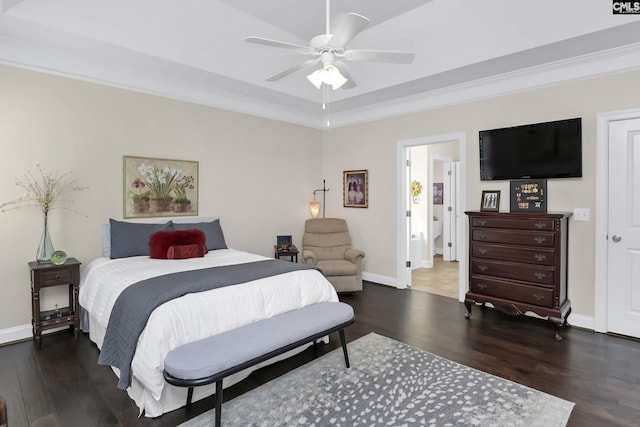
[275,245,299,263]
[28,258,81,349]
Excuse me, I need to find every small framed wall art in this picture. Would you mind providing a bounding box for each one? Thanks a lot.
[510,179,547,213]
[343,169,368,208]
[480,190,500,212]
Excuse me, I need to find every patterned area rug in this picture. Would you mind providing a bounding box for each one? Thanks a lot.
[180,333,574,427]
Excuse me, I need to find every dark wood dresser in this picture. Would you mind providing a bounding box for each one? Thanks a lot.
[464,211,571,340]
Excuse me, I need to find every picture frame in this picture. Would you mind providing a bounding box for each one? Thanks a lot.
[433,182,443,205]
[510,179,547,213]
[343,170,368,208]
[123,156,199,218]
[276,235,292,250]
[480,190,500,212]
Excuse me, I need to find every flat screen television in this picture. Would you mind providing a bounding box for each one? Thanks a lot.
[479,118,582,180]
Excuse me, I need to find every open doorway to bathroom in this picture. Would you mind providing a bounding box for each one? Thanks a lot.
[408,142,460,299]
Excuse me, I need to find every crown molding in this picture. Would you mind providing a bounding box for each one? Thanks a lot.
[1,32,640,130]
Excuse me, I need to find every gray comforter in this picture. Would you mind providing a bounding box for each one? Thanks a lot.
[98,259,318,390]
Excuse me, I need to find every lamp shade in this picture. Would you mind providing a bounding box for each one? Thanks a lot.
[306,65,347,90]
[309,200,321,218]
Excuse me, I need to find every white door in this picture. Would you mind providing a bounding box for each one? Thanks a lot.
[607,118,640,338]
[443,162,459,261]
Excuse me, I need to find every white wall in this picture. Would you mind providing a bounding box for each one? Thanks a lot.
[0,65,322,336]
[323,69,640,320]
[3,64,640,339]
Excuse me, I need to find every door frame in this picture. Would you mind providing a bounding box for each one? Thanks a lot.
[594,107,640,333]
[396,132,467,301]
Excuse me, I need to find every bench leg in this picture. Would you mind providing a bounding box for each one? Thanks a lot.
[215,379,223,427]
[186,387,193,408]
[339,329,350,368]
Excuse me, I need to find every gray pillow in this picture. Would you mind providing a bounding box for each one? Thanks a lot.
[171,219,227,251]
[109,218,172,259]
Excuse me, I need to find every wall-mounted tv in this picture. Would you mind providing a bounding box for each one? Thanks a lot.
[479,118,582,181]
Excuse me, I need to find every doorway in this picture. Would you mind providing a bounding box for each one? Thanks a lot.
[396,133,467,301]
[595,109,640,339]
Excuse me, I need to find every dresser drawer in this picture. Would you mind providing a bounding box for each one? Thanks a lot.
[471,217,555,231]
[471,229,555,248]
[470,276,554,308]
[471,259,555,285]
[472,243,555,266]
[36,267,74,285]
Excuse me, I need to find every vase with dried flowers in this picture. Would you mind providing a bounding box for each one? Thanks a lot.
[0,165,87,263]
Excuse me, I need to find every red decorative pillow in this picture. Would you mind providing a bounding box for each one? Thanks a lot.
[149,229,208,259]
[167,244,207,259]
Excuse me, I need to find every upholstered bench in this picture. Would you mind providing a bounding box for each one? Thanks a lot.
[163,301,354,427]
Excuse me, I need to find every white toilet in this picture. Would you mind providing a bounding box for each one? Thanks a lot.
[432,220,443,252]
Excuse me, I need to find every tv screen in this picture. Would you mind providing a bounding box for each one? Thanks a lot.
[479,118,582,180]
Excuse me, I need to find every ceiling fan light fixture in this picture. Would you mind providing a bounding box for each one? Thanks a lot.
[306,65,347,90]
[306,69,324,89]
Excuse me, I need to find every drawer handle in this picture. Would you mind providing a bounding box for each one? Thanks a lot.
[478,265,488,272]
[534,272,547,280]
[478,248,488,255]
[477,283,487,290]
[534,222,548,229]
[477,233,488,240]
[478,219,488,226]
[534,254,547,262]
[532,293,545,301]
[534,236,547,244]
[55,274,61,280]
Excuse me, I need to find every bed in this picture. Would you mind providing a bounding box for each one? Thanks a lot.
[79,218,338,417]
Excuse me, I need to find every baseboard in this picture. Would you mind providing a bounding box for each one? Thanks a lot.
[566,313,594,330]
[0,323,72,346]
[362,272,399,288]
[0,324,32,346]
[420,260,434,268]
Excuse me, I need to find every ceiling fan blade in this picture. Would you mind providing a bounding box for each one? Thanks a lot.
[344,49,415,64]
[266,58,320,82]
[245,36,314,55]
[330,13,370,47]
[333,62,357,89]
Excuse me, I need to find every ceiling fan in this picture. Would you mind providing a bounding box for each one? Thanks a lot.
[245,0,415,90]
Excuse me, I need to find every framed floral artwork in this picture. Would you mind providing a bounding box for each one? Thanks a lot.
[123,156,198,218]
[343,170,368,208]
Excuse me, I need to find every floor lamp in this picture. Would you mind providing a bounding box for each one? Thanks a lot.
[310,179,329,218]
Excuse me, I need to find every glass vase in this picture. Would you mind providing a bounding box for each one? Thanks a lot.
[36,215,55,264]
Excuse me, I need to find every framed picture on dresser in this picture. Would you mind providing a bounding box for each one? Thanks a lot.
[480,190,500,212]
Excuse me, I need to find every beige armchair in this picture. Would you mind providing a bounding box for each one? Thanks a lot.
[302,218,365,292]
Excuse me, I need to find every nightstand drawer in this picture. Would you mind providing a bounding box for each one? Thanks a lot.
[38,268,74,285]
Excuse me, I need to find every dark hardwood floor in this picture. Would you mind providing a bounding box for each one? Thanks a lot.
[1,282,639,426]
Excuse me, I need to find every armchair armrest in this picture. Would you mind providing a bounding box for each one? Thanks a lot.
[344,248,365,264]
[302,249,318,266]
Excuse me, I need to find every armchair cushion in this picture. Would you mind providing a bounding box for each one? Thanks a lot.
[317,260,358,276]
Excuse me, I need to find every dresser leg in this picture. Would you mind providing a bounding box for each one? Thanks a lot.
[464,299,473,319]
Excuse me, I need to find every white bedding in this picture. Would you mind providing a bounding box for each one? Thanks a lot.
[79,248,338,417]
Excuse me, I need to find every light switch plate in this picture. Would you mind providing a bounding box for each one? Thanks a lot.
[573,208,590,221]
